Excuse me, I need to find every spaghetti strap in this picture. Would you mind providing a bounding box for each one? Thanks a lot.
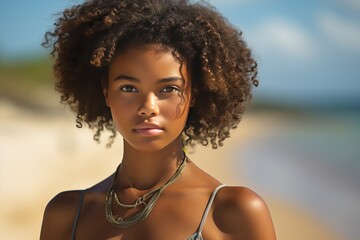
[71,190,86,240]
[196,184,226,237]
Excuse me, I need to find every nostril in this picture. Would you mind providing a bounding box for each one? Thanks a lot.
[139,109,158,117]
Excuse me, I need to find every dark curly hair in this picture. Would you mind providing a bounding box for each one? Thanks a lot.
[42,0,258,149]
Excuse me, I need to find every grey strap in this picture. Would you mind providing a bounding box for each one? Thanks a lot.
[71,190,86,240]
[197,184,226,234]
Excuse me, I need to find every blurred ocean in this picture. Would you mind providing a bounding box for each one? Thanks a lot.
[234,110,360,240]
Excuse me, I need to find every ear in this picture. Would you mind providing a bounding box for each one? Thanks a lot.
[190,97,196,107]
[101,79,110,107]
[103,88,110,107]
[190,88,197,107]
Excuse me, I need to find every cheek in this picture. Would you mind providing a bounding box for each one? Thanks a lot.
[108,92,136,109]
[159,96,190,120]
[108,96,136,123]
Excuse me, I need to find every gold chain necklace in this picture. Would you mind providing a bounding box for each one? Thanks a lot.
[105,154,187,229]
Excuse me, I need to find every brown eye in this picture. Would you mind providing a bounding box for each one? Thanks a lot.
[161,86,179,93]
[120,85,138,92]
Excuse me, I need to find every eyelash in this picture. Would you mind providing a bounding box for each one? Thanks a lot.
[120,85,138,92]
[160,86,180,93]
[119,85,180,93]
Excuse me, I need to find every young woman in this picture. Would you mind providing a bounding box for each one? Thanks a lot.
[40,0,276,239]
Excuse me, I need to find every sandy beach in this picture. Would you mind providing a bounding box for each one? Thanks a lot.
[0,98,344,240]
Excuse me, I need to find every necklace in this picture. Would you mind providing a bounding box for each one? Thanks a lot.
[115,164,146,208]
[105,153,187,229]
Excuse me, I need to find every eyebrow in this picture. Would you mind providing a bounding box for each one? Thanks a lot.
[114,74,183,83]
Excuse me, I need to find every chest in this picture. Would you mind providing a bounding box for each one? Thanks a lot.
[73,192,222,240]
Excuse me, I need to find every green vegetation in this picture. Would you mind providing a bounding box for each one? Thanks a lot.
[0,55,57,110]
[0,55,54,91]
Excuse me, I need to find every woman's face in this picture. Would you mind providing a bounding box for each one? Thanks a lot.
[105,45,192,152]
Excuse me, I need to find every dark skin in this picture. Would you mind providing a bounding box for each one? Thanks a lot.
[40,45,276,240]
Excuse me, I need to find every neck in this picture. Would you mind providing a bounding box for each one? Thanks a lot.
[117,137,185,190]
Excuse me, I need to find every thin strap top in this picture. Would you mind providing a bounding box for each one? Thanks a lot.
[186,184,226,240]
[71,184,226,240]
[71,190,86,240]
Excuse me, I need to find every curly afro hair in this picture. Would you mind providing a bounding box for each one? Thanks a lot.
[43,0,258,149]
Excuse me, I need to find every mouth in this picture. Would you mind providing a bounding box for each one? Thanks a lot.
[133,128,164,136]
[133,123,164,136]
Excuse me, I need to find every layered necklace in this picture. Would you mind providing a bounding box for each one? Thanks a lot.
[105,153,187,229]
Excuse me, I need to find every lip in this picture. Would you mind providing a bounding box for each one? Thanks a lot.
[133,123,164,136]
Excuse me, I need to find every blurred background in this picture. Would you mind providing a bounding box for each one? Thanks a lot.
[0,0,359,239]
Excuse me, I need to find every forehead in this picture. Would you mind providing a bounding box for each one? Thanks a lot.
[108,44,187,79]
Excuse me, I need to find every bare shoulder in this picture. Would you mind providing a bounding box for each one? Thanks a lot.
[213,186,277,240]
[40,190,84,240]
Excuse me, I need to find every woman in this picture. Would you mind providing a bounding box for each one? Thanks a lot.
[40,0,276,239]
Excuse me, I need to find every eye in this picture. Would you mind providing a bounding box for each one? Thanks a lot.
[120,85,138,92]
[161,86,179,93]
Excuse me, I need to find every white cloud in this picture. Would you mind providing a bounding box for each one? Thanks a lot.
[316,11,360,52]
[247,18,317,60]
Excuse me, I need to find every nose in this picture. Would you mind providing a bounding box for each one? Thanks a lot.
[137,93,159,117]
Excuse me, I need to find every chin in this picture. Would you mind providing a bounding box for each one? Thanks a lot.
[124,134,183,153]
[126,140,170,152]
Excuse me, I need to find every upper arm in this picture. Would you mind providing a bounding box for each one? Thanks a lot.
[214,187,277,240]
[40,191,82,240]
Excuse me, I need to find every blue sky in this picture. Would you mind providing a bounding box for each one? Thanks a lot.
[1,0,359,105]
